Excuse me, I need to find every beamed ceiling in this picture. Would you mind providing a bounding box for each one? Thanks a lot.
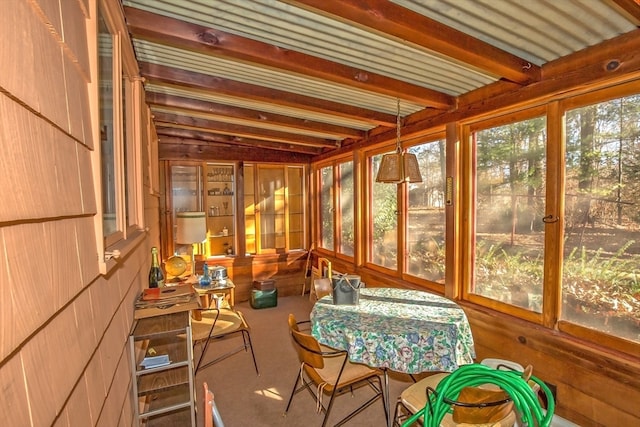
[121,0,640,163]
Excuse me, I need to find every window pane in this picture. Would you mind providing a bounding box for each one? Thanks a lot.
[407,141,446,282]
[339,161,354,256]
[563,95,640,343]
[258,166,286,251]
[98,13,116,236]
[244,164,256,254]
[473,117,547,312]
[288,166,305,250]
[320,166,334,250]
[371,153,398,269]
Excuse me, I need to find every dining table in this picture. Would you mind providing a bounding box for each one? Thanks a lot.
[310,287,476,427]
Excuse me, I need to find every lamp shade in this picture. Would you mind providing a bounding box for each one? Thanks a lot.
[376,152,423,183]
[176,211,207,244]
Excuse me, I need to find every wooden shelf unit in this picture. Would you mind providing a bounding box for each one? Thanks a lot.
[129,311,195,426]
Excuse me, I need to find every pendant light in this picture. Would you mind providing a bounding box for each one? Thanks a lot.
[375,100,423,183]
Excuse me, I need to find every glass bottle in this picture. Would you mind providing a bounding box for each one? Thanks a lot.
[148,247,164,288]
[200,262,211,287]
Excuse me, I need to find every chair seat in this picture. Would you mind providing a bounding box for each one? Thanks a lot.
[399,373,516,427]
[192,309,245,342]
[306,356,380,392]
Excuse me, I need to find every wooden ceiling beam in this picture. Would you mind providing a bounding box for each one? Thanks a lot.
[609,0,640,24]
[152,111,339,148]
[146,92,365,139]
[159,141,314,163]
[124,6,454,109]
[140,62,398,127]
[283,0,541,85]
[156,129,324,155]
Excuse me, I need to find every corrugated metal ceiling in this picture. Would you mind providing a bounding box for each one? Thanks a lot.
[121,0,640,158]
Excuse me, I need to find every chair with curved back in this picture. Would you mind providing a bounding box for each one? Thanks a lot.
[284,313,387,427]
[396,362,550,427]
[191,296,259,376]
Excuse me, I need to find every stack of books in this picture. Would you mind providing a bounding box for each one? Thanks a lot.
[134,284,200,319]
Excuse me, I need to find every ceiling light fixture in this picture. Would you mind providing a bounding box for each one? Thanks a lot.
[375,100,423,183]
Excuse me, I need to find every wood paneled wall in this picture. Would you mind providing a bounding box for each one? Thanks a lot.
[0,1,156,426]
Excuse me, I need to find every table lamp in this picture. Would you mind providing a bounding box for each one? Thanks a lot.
[176,211,207,279]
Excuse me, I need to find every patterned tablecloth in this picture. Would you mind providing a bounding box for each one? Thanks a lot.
[310,287,476,374]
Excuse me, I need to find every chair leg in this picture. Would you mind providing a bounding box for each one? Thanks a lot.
[284,370,302,414]
[242,330,260,376]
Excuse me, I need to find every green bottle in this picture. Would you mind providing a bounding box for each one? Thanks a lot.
[148,247,165,288]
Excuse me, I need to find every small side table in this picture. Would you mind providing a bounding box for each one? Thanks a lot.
[192,280,235,320]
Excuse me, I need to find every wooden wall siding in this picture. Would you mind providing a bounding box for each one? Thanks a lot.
[0,1,157,426]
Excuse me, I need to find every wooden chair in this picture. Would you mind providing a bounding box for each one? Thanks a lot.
[191,302,259,376]
[313,277,333,300]
[284,313,387,427]
[394,360,536,427]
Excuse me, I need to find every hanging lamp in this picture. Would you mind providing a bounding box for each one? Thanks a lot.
[375,99,423,183]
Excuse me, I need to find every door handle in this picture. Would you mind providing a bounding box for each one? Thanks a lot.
[542,214,558,223]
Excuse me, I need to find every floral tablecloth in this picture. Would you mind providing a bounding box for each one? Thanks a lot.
[310,287,476,374]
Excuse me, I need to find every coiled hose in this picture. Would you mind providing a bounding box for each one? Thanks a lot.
[401,363,555,427]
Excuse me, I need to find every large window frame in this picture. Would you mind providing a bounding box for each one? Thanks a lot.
[362,132,448,291]
[460,83,640,355]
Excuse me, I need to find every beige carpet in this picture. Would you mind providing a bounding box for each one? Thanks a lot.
[194,294,419,427]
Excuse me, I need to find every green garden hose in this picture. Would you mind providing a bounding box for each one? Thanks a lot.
[401,363,555,427]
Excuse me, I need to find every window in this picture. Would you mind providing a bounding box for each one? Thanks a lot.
[561,92,640,344]
[316,159,355,258]
[470,115,547,312]
[369,152,399,270]
[338,161,355,257]
[406,140,447,282]
[94,0,144,273]
[319,165,334,251]
[366,140,447,282]
[463,88,640,350]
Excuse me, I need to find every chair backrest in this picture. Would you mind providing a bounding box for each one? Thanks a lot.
[314,278,332,299]
[287,314,325,369]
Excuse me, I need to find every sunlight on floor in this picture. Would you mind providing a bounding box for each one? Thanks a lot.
[254,387,284,401]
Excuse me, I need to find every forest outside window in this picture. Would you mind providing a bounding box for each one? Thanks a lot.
[469,113,547,314]
[465,87,640,350]
[560,90,640,346]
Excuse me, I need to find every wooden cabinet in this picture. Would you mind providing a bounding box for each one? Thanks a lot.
[244,164,306,254]
[166,161,306,258]
[129,311,195,426]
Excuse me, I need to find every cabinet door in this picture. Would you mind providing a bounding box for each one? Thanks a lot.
[205,163,236,256]
[170,164,204,257]
[244,164,306,254]
[258,165,286,253]
[288,166,305,251]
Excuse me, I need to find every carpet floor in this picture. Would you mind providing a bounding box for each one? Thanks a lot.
[193,294,418,427]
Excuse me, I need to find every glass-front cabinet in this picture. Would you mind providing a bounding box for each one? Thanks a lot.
[244,164,306,254]
[168,161,305,258]
[205,163,235,256]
